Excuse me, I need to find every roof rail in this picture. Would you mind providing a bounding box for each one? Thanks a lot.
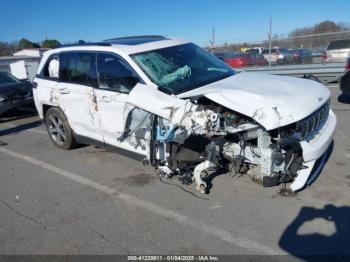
[60,42,111,48]
[104,35,166,41]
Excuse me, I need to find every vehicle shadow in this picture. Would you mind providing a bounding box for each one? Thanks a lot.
[205,166,229,193]
[0,106,38,123]
[279,205,350,260]
[337,93,350,104]
[0,120,43,137]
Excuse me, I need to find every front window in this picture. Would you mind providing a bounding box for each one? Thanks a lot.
[131,43,235,94]
[97,53,139,93]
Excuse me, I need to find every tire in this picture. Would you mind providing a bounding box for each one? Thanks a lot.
[44,107,77,150]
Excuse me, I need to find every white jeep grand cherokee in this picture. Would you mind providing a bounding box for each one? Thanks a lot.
[33,35,336,194]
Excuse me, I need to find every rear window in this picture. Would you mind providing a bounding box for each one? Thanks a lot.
[327,40,350,50]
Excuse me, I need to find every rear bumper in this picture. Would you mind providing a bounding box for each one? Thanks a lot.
[290,110,336,191]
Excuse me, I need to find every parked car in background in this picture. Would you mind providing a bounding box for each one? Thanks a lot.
[289,48,313,64]
[0,72,33,116]
[324,39,350,63]
[310,49,324,63]
[214,52,268,68]
[261,48,293,64]
[340,57,350,95]
[245,47,263,54]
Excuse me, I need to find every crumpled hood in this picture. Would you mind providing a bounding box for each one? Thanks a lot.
[178,72,331,130]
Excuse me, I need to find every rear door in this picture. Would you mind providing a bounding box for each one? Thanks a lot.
[56,51,103,141]
[94,53,149,155]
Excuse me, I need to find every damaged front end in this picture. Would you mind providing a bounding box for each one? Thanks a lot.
[124,84,335,194]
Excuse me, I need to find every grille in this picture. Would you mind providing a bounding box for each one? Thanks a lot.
[296,100,330,140]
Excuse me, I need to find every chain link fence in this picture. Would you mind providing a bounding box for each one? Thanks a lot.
[209,31,350,68]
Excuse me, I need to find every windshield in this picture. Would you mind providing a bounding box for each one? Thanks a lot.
[246,49,259,54]
[225,52,244,58]
[131,43,235,94]
[262,49,277,54]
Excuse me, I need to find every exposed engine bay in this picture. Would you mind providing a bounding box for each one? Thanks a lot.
[124,84,331,194]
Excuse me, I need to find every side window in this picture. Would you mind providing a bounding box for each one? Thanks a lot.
[42,54,60,80]
[59,52,97,87]
[97,53,139,93]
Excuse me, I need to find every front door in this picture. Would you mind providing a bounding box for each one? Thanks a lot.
[94,53,150,155]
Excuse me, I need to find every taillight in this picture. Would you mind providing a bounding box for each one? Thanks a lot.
[322,52,327,61]
[346,59,350,71]
[32,81,38,89]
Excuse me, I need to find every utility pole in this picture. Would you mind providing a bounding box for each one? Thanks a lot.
[209,27,215,51]
[268,17,272,68]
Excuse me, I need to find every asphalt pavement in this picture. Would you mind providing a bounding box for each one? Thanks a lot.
[0,84,350,257]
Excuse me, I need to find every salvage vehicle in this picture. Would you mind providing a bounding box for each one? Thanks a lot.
[0,71,33,117]
[33,35,336,194]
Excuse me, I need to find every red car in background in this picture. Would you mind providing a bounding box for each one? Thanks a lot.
[215,52,268,68]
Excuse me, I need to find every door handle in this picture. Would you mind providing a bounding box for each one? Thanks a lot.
[100,96,112,102]
[58,88,70,94]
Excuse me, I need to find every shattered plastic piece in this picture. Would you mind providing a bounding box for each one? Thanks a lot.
[157,166,173,178]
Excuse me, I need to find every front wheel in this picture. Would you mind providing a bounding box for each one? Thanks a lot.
[45,107,77,150]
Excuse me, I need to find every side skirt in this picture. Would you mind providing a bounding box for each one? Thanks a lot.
[74,134,146,162]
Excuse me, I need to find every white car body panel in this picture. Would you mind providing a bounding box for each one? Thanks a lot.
[127,84,189,124]
[178,72,330,130]
[290,110,336,191]
[93,88,129,143]
[55,81,103,141]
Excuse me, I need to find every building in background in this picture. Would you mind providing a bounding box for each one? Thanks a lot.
[0,48,48,81]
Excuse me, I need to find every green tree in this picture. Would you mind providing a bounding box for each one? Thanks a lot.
[0,41,16,56]
[17,38,40,50]
[42,39,61,49]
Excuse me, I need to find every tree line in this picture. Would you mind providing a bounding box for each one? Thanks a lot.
[0,38,61,56]
[213,20,350,52]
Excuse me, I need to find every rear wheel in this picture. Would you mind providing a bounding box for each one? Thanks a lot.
[45,107,77,150]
